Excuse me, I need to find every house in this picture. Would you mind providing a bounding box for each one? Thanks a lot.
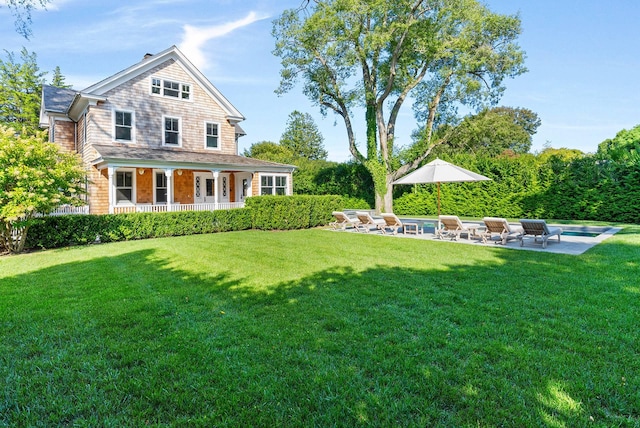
[40,45,295,215]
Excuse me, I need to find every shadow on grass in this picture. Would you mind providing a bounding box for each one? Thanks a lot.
[1,236,639,426]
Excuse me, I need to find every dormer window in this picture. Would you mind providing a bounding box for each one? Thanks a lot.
[150,77,191,100]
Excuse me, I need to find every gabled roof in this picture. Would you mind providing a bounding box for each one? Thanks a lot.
[40,85,77,126]
[41,85,76,113]
[91,144,296,173]
[83,45,244,122]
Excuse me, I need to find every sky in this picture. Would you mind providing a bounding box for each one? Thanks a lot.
[1,0,639,162]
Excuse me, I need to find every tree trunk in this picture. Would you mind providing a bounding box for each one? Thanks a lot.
[373,173,395,214]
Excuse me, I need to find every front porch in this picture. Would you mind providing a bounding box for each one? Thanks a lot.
[106,166,254,215]
[113,201,245,214]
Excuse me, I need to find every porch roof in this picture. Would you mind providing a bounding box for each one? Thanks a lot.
[91,144,296,173]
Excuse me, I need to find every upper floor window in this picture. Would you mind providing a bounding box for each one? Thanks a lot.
[205,122,219,149]
[114,110,133,142]
[151,77,191,100]
[163,116,181,146]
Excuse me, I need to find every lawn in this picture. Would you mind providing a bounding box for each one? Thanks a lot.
[1,228,639,427]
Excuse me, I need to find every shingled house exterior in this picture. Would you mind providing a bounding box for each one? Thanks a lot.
[40,45,295,215]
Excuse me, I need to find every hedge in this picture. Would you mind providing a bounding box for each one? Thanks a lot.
[393,154,640,223]
[25,195,370,250]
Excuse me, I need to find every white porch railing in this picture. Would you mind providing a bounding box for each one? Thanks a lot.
[113,202,245,214]
[34,205,90,217]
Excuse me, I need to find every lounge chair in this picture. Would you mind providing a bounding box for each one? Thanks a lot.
[437,215,479,241]
[330,211,360,230]
[380,213,404,235]
[354,211,386,233]
[481,217,523,245]
[519,219,562,248]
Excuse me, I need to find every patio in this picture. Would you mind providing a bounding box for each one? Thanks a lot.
[329,218,622,256]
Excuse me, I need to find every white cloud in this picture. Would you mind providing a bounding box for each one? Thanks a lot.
[178,11,269,70]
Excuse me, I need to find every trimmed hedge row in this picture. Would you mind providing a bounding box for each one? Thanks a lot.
[393,154,640,223]
[25,195,370,250]
[246,194,369,230]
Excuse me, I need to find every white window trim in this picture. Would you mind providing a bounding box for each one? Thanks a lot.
[149,77,193,102]
[115,168,136,205]
[259,173,289,196]
[162,115,182,147]
[204,120,221,150]
[112,109,135,143]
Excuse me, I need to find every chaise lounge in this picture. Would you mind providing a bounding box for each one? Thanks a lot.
[482,217,523,245]
[437,215,478,241]
[330,211,360,231]
[519,219,563,249]
[380,213,404,235]
[355,211,386,233]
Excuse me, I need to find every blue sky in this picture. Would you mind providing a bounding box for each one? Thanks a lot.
[1,0,638,161]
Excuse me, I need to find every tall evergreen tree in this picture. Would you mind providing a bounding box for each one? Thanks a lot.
[50,65,71,88]
[0,48,46,135]
[279,110,328,160]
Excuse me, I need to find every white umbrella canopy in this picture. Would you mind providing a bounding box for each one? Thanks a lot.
[393,158,491,216]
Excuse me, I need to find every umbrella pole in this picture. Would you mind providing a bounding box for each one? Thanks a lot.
[437,182,440,216]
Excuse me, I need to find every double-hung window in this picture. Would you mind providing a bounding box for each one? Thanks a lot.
[114,110,133,142]
[261,175,287,195]
[164,116,181,146]
[116,171,133,203]
[205,122,219,149]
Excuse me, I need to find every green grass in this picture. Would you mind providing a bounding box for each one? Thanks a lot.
[1,228,639,427]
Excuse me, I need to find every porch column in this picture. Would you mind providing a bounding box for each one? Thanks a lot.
[107,166,115,214]
[165,168,174,212]
[211,170,219,210]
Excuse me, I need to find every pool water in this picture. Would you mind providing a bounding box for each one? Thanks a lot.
[561,230,603,238]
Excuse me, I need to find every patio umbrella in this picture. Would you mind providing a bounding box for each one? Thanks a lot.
[393,158,491,216]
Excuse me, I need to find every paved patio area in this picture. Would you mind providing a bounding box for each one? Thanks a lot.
[328,218,622,256]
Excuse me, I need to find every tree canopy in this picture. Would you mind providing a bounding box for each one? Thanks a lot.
[431,106,540,156]
[280,110,328,160]
[273,0,526,211]
[597,124,640,163]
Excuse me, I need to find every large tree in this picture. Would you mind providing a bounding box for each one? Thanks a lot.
[431,106,541,156]
[280,110,328,160]
[0,48,46,135]
[0,126,85,253]
[273,0,525,211]
[2,0,50,39]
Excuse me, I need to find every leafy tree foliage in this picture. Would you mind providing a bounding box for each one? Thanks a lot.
[280,110,328,160]
[597,124,640,163]
[0,48,46,135]
[2,0,50,39]
[243,140,296,164]
[0,125,86,253]
[431,106,540,156]
[273,0,526,212]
